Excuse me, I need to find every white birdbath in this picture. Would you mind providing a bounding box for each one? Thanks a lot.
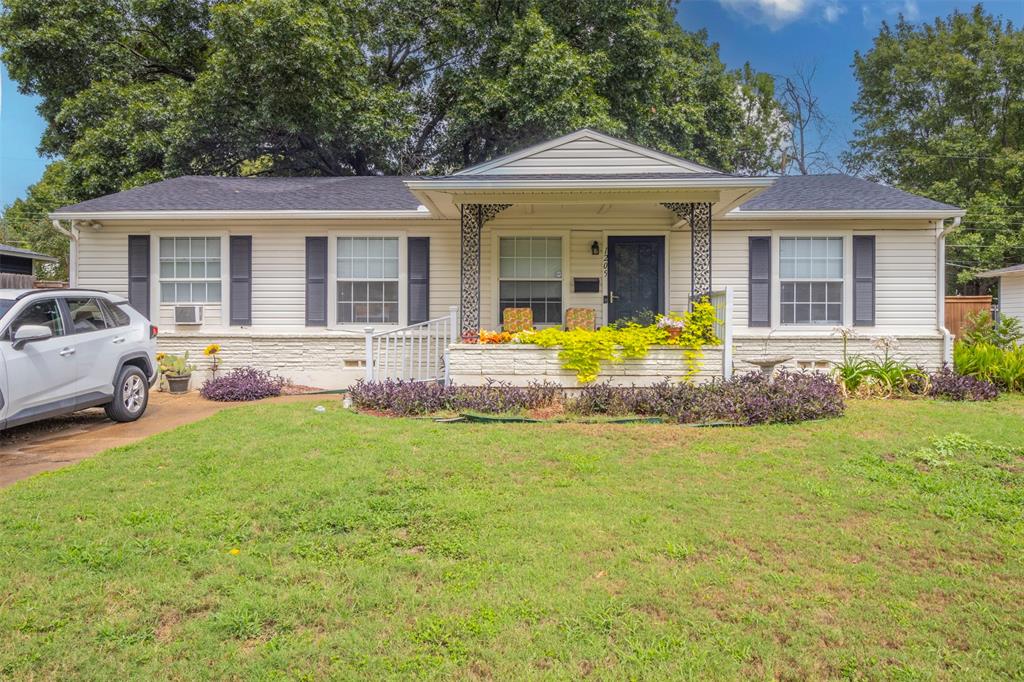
[744,355,793,378]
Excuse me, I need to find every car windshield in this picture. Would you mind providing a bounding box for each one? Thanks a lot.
[0,299,14,319]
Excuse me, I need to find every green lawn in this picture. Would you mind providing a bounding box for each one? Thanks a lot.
[2,398,1023,680]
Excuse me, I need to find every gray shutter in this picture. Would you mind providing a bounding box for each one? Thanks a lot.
[305,237,328,326]
[127,235,150,318]
[229,236,252,326]
[748,236,771,327]
[408,237,429,325]
[853,235,875,326]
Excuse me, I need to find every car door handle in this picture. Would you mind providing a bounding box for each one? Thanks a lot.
[59,347,76,357]
[112,336,126,344]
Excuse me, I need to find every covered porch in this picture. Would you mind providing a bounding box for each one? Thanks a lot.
[367,175,770,386]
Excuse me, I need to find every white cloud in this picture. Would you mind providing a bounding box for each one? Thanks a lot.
[899,0,920,20]
[822,0,845,22]
[716,0,848,30]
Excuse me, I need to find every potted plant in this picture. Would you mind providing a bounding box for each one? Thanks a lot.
[159,351,196,394]
[656,312,686,340]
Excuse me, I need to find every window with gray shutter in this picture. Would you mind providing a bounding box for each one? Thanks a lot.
[853,235,875,326]
[230,236,252,326]
[748,236,770,327]
[408,237,429,325]
[305,237,328,326]
[127,235,150,318]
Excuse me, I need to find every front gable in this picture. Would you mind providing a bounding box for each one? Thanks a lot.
[453,129,721,176]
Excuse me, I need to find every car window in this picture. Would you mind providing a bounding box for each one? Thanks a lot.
[66,297,110,333]
[0,299,13,319]
[100,299,131,327]
[10,299,64,337]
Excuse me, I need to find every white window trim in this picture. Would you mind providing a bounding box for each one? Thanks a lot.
[770,230,853,330]
[327,231,408,330]
[490,229,570,329]
[150,231,230,327]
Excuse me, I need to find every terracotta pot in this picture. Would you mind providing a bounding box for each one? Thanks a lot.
[166,374,191,394]
[667,327,682,340]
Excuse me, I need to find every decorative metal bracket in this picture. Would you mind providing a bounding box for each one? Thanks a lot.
[662,202,712,300]
[459,203,511,336]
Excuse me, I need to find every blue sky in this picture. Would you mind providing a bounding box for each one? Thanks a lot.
[2,1,1022,207]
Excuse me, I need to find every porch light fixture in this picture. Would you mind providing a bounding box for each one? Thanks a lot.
[591,241,600,256]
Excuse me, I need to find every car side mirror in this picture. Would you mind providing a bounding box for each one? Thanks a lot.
[12,324,52,350]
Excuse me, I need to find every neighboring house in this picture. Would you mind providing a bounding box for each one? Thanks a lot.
[975,264,1024,325]
[0,243,56,276]
[49,129,964,387]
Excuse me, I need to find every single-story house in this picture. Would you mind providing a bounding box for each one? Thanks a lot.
[49,129,965,388]
[0,243,56,276]
[975,264,1024,325]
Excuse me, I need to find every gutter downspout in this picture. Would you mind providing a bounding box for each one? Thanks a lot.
[52,219,79,287]
[937,216,961,366]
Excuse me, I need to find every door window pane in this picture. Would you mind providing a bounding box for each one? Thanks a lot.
[66,298,109,333]
[10,299,64,336]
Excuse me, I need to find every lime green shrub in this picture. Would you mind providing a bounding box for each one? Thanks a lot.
[514,300,720,383]
[954,342,1024,392]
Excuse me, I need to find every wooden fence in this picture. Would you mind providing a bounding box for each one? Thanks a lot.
[0,273,35,289]
[945,295,992,339]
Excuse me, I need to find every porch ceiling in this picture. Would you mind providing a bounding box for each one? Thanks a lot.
[405,175,775,219]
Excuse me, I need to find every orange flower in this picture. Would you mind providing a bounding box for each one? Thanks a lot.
[478,330,512,344]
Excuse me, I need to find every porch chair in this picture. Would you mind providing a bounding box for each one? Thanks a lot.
[565,307,597,331]
[502,307,534,333]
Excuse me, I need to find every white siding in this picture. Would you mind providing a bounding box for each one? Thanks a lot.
[75,210,942,339]
[475,135,702,175]
[999,273,1024,325]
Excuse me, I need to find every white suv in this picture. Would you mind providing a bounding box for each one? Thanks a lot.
[0,289,158,430]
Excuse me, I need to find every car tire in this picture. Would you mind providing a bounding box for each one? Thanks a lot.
[105,365,150,423]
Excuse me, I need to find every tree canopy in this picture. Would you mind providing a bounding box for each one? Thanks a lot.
[844,5,1024,285]
[0,0,788,271]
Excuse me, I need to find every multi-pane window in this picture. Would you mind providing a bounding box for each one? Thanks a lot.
[159,237,222,303]
[499,237,563,325]
[337,237,399,324]
[779,237,843,325]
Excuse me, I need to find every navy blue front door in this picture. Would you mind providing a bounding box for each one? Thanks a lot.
[607,236,665,323]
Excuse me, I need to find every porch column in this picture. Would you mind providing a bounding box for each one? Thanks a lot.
[459,203,510,337]
[662,202,713,300]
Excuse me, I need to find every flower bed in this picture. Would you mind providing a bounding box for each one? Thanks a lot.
[200,367,285,402]
[469,300,721,383]
[349,371,845,425]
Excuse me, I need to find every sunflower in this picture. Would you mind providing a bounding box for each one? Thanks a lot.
[203,343,221,356]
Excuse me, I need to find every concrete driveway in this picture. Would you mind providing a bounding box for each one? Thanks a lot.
[0,391,327,488]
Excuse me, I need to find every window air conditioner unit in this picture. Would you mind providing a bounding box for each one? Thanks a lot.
[174,305,204,325]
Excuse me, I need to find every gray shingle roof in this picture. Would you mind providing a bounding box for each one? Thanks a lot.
[975,264,1024,278]
[52,172,960,214]
[54,176,423,213]
[737,174,960,212]
[426,172,738,180]
[0,243,57,262]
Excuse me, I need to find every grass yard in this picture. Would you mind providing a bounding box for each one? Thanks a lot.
[1,398,1023,680]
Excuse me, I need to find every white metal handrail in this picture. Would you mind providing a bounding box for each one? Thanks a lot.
[364,306,458,384]
[707,287,734,379]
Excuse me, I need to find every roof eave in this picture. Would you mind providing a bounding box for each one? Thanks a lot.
[0,249,58,263]
[404,177,776,191]
[48,208,433,221]
[722,208,966,220]
[975,265,1024,278]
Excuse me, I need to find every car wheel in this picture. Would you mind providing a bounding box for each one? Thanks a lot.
[105,365,150,423]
